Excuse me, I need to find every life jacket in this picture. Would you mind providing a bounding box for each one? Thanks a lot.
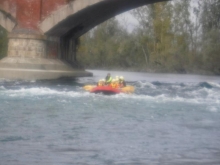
[111,83,119,89]
[110,83,115,88]
[106,76,112,84]
[97,81,104,86]
[114,83,119,89]
[98,82,102,86]
[110,83,114,88]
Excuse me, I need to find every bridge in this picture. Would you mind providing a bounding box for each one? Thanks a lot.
[0,0,168,80]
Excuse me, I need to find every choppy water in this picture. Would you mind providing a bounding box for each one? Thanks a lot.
[0,70,220,165]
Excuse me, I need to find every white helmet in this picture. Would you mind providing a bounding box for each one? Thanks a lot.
[119,76,124,80]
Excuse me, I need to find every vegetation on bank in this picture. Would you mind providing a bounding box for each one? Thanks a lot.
[0,26,8,59]
[77,0,220,75]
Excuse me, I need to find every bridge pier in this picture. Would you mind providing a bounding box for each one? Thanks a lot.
[0,30,92,80]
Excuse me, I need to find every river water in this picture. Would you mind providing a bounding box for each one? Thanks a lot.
[0,70,220,165]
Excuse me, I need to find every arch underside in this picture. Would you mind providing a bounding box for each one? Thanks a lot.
[0,9,16,32]
[41,0,169,38]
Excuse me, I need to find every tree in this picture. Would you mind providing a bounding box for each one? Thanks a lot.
[77,0,220,75]
[0,26,8,59]
[199,0,220,74]
[133,2,178,72]
[171,0,192,72]
[77,17,132,69]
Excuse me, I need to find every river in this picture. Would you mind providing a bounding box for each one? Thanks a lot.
[0,70,220,165]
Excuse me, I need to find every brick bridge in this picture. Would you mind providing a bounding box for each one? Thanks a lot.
[0,0,168,80]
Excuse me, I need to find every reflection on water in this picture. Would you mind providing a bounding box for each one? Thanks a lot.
[0,71,220,165]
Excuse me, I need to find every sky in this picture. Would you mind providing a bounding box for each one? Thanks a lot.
[116,11,139,33]
[115,0,199,33]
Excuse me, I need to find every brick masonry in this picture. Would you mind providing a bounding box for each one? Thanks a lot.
[8,38,46,58]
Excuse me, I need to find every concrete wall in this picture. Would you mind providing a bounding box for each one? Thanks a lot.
[7,33,46,58]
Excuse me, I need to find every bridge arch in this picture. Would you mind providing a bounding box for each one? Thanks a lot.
[40,0,169,38]
[0,0,170,80]
[0,8,16,32]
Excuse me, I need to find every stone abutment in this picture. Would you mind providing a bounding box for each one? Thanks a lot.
[0,30,92,80]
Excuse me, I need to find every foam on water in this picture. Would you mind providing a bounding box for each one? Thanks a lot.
[1,87,90,98]
[133,81,220,103]
[0,86,5,90]
[206,81,220,88]
[136,81,156,89]
[1,74,220,165]
[0,82,219,106]
[208,106,218,112]
[113,93,215,105]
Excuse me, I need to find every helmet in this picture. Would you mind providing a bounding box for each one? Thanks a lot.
[115,76,119,79]
[119,76,124,80]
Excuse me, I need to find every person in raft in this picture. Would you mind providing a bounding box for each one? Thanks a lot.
[115,77,120,88]
[110,79,119,88]
[119,76,126,87]
[97,79,105,86]
[105,73,112,85]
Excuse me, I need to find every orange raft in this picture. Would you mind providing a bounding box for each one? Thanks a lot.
[83,85,135,94]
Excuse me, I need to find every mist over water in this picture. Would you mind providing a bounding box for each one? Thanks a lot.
[0,70,220,165]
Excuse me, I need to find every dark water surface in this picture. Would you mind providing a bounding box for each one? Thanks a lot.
[0,70,220,165]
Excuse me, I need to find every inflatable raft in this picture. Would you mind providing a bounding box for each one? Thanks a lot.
[83,85,135,94]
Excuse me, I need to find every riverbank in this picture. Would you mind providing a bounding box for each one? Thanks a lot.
[84,66,220,76]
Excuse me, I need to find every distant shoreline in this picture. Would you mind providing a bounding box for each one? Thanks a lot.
[84,66,220,76]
